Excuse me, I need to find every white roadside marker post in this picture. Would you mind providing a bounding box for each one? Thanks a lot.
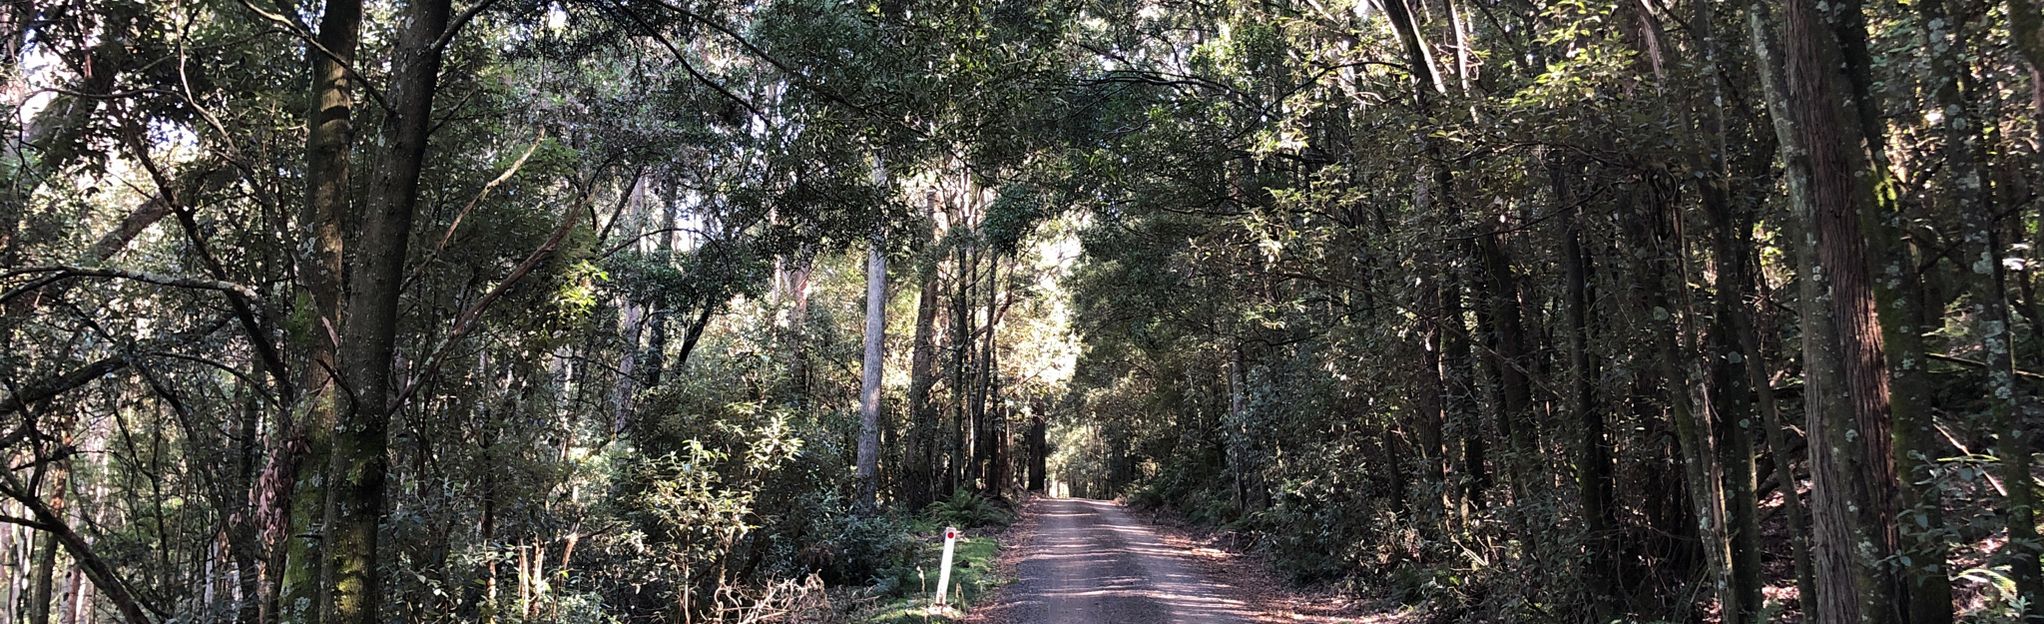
[934,527,959,607]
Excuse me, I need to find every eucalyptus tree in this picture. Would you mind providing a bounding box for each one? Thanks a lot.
[6,0,2044,622]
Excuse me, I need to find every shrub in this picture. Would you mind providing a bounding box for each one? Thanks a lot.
[924,490,1014,528]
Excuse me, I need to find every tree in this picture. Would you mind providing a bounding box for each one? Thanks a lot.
[856,208,888,511]
[276,0,362,621]
[7,0,2044,621]
[1772,0,1907,619]
[327,0,455,620]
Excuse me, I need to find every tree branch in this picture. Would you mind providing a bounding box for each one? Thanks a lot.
[0,316,232,416]
[388,191,589,412]
[0,265,260,304]
[1927,352,2044,382]
[0,471,166,622]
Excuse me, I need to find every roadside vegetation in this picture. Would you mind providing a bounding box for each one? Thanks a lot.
[855,530,1006,623]
[5,0,2044,622]
[828,491,1015,624]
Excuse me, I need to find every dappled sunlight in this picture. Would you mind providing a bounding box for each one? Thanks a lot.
[998,497,1262,623]
[12,0,2033,622]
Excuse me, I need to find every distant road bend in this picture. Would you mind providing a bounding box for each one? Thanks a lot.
[994,497,1260,624]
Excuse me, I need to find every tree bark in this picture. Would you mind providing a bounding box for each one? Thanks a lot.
[1744,5,1822,606]
[325,0,453,622]
[1775,2,1907,620]
[857,238,888,511]
[906,221,943,509]
[1828,2,1958,617]
[276,1,362,621]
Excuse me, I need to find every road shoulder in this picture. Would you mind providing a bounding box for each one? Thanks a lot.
[1132,506,1425,624]
[960,495,1043,624]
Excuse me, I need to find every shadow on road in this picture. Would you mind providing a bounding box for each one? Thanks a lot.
[994,498,1259,624]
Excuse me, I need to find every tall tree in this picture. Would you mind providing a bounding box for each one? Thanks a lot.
[1774,0,1907,620]
[276,0,363,621]
[326,0,454,620]
[904,207,944,509]
[857,226,888,511]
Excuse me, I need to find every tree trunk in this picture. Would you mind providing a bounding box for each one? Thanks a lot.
[1702,195,1767,624]
[949,225,974,495]
[1555,166,1615,615]
[1475,231,1538,568]
[1444,280,1485,514]
[905,223,942,509]
[2011,0,2044,204]
[611,180,649,437]
[1744,5,1823,607]
[977,258,1003,498]
[857,238,887,511]
[640,191,680,391]
[25,469,61,624]
[1827,3,1958,618]
[1900,2,2002,620]
[1686,146,1765,624]
[4,500,18,624]
[276,0,362,620]
[58,563,87,624]
[1381,0,1482,519]
[1774,2,1907,620]
[1975,166,2044,624]
[325,0,453,622]
[1968,137,2044,624]
[1027,416,1047,493]
[1413,279,1451,530]
[0,471,154,624]
[1674,5,1768,617]
[1630,181,1742,623]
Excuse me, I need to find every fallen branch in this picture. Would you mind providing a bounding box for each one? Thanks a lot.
[1927,352,2044,382]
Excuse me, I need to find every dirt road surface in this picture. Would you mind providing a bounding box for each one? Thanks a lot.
[988,497,1261,624]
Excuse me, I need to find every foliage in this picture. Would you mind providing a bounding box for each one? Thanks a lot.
[6,0,2044,623]
[856,526,1005,624]
[922,490,1015,529]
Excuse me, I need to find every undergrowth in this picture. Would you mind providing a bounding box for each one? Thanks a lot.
[851,491,1015,623]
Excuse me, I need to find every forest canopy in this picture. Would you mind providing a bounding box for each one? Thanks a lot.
[2,0,2044,622]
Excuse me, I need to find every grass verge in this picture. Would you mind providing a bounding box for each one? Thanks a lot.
[854,527,1004,623]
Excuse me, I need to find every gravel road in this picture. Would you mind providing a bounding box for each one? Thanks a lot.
[994,497,1260,624]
